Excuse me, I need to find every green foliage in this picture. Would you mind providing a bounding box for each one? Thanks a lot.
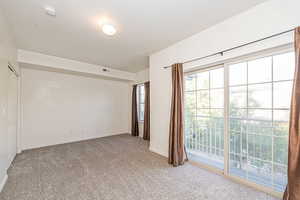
[184,83,288,171]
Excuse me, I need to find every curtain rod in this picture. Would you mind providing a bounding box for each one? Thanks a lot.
[163,28,295,69]
[8,62,19,77]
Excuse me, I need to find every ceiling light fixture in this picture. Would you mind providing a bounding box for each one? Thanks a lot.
[45,6,56,17]
[102,24,116,36]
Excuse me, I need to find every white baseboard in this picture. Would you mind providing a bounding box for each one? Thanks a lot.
[0,174,8,193]
[22,132,130,151]
[149,146,168,158]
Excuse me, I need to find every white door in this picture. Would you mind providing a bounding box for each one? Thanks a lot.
[7,68,18,164]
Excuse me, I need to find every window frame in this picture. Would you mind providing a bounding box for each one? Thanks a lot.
[184,45,294,197]
[184,65,225,170]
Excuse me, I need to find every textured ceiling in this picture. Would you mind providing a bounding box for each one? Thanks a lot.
[0,0,268,72]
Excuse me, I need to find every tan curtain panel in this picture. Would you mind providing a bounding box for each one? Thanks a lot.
[168,63,186,167]
[283,27,300,200]
[131,85,139,137]
[143,81,150,141]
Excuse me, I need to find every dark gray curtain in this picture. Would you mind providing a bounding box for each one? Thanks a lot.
[168,63,186,167]
[283,27,300,200]
[143,82,150,140]
[131,85,139,137]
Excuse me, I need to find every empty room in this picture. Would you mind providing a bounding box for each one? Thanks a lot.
[0,0,300,199]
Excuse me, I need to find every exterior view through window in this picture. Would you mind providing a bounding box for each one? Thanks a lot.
[137,84,145,121]
[185,67,225,169]
[184,50,295,193]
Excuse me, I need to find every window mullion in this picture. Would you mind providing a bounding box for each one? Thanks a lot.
[246,61,249,181]
[224,64,229,175]
[271,55,275,190]
[195,75,198,152]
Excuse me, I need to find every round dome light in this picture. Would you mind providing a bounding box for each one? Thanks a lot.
[102,24,116,36]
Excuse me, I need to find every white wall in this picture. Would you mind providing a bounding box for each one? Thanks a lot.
[0,10,19,191]
[18,50,136,81]
[21,67,130,150]
[149,0,300,157]
[135,68,149,84]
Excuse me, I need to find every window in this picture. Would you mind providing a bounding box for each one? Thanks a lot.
[228,52,294,192]
[137,84,145,121]
[184,50,295,193]
[185,67,224,170]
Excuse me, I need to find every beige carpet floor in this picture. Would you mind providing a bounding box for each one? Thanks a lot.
[0,134,278,200]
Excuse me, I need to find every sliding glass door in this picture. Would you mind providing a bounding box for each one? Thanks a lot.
[185,66,224,170]
[228,52,294,192]
[184,50,295,193]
